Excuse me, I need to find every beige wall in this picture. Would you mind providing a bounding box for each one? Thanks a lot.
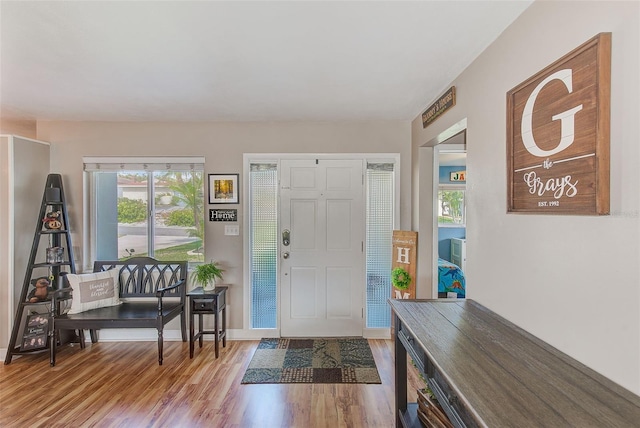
[0,119,37,139]
[36,121,412,331]
[412,1,639,394]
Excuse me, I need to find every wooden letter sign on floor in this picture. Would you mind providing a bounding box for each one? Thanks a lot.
[241,338,382,384]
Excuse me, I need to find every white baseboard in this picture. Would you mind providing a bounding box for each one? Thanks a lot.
[227,328,279,340]
[91,328,391,341]
[363,328,392,339]
[80,328,275,342]
[1,328,390,357]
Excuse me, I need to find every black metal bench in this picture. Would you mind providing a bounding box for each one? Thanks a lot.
[50,257,187,366]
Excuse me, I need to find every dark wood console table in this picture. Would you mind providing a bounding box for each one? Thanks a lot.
[389,299,640,427]
[187,286,227,359]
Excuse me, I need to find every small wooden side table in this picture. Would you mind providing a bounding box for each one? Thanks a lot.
[187,286,227,358]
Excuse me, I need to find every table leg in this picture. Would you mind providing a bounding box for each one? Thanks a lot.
[395,316,408,427]
[198,314,204,348]
[214,306,219,358]
[189,305,194,358]
[222,306,226,348]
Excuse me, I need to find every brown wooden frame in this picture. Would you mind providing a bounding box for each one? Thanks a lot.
[506,33,611,215]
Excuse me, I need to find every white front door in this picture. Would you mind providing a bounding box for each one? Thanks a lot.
[280,159,364,337]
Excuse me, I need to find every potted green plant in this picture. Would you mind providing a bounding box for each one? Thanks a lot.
[193,261,224,291]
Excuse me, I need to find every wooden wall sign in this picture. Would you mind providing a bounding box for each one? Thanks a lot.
[507,33,611,215]
[391,230,417,300]
[422,86,456,128]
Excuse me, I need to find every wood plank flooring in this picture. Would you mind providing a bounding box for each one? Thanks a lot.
[0,339,422,427]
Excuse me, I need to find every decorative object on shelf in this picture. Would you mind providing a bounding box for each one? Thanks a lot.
[417,388,453,427]
[28,277,52,302]
[391,267,411,291]
[208,173,239,204]
[21,314,49,351]
[43,210,62,229]
[46,246,64,264]
[193,261,224,291]
[44,187,61,203]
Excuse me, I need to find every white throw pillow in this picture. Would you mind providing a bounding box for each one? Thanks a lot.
[66,268,122,314]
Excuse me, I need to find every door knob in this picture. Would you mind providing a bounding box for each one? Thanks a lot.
[282,229,290,246]
[283,252,290,259]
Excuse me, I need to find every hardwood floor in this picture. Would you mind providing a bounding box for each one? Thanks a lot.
[0,339,422,427]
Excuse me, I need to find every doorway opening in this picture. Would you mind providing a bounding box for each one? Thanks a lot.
[416,118,468,299]
[435,144,467,299]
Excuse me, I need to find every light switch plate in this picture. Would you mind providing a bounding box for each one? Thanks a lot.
[225,225,240,236]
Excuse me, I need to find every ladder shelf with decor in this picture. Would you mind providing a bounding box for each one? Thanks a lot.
[4,174,77,365]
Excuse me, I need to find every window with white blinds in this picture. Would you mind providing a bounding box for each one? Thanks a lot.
[84,157,205,263]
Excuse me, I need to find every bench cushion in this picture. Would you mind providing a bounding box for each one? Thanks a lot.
[66,269,121,314]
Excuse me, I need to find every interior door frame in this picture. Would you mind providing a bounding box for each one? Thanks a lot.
[418,119,467,299]
[433,142,467,297]
[242,153,400,338]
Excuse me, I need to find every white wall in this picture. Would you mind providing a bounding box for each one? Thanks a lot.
[412,1,639,394]
[0,136,50,354]
[36,121,412,332]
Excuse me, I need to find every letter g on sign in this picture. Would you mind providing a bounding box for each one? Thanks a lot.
[521,69,583,157]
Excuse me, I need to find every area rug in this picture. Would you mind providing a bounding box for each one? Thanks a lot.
[241,338,382,384]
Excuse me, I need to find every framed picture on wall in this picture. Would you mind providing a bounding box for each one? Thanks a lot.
[506,33,610,215]
[208,173,239,204]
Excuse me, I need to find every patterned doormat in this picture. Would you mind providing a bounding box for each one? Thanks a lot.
[241,338,382,384]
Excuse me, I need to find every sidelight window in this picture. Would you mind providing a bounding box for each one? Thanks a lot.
[365,162,395,328]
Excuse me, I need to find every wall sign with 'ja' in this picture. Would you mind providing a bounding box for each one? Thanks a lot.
[506,33,611,215]
[450,171,466,182]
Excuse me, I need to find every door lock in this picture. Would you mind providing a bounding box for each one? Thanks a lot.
[283,252,290,259]
[282,229,290,246]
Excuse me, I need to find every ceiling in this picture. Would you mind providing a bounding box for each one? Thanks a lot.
[0,1,532,123]
[439,152,466,167]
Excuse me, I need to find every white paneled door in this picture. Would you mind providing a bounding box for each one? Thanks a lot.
[280,159,364,337]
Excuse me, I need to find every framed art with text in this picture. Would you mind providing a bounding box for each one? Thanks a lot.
[21,314,48,350]
[506,33,611,215]
[208,174,239,204]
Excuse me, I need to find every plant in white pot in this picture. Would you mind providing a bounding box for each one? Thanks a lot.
[193,261,224,291]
